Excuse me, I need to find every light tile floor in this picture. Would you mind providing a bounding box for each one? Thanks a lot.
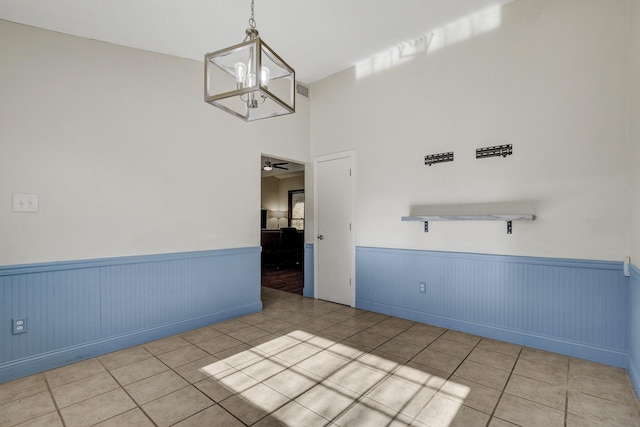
[2,287,640,426]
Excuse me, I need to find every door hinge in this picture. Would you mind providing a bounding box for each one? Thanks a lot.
[349,278,352,287]
[349,223,352,231]
[349,169,352,176]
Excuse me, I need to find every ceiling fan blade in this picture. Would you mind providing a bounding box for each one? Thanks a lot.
[274,165,289,170]
[273,162,289,167]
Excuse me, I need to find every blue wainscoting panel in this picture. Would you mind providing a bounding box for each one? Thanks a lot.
[629,263,640,395]
[304,243,314,298]
[356,247,628,367]
[0,247,262,383]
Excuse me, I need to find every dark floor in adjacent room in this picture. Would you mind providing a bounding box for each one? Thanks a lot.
[261,267,303,295]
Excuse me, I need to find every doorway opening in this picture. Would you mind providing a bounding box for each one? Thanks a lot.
[260,155,305,295]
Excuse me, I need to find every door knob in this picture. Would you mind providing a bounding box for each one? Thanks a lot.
[317,235,324,240]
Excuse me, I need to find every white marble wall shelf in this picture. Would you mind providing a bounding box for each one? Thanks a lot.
[402,202,535,234]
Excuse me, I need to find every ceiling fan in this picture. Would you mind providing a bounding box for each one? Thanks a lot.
[263,159,289,171]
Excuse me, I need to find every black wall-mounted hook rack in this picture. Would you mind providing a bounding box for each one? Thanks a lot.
[476,144,512,159]
[425,152,454,166]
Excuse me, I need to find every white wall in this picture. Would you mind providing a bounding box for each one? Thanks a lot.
[4,0,636,265]
[632,1,640,264]
[0,20,309,266]
[309,0,631,261]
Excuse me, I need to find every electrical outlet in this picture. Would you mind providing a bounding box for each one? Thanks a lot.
[12,317,27,334]
[419,282,426,293]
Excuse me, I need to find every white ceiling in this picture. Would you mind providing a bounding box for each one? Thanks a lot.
[0,0,514,84]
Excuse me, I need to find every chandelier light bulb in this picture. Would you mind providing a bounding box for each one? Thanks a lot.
[260,66,271,88]
[234,62,247,87]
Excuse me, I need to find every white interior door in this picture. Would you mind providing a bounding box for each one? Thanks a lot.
[314,152,354,306]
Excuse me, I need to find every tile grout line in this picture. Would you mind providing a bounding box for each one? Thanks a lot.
[148,338,254,426]
[392,328,497,425]
[98,354,160,426]
[245,307,409,425]
[43,373,68,427]
[208,325,327,426]
[486,346,523,426]
[119,341,242,426]
[175,334,251,425]
[564,358,570,427]
[627,370,640,419]
[435,332,485,412]
[247,317,390,425]
[312,320,412,426]
[384,327,451,426]
[47,363,143,426]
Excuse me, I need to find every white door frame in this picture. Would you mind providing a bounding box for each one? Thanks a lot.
[313,150,356,307]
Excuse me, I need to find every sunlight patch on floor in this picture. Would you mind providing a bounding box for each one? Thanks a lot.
[198,329,469,425]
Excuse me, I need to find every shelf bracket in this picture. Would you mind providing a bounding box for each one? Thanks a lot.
[507,221,512,234]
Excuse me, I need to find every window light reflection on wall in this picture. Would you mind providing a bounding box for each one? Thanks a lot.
[355,4,504,80]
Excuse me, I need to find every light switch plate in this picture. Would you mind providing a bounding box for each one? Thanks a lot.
[13,194,39,212]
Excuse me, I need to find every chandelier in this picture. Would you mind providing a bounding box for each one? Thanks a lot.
[204,0,296,121]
